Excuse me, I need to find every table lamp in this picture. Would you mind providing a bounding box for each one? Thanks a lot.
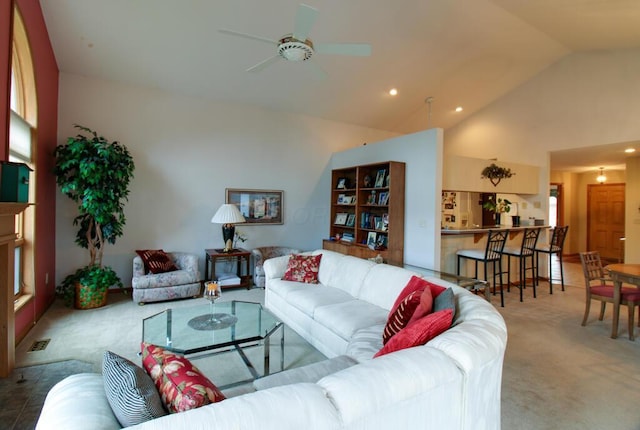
[211,204,246,252]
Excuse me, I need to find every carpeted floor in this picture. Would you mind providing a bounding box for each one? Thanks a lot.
[9,260,640,429]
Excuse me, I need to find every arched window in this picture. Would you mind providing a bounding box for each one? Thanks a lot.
[9,6,36,306]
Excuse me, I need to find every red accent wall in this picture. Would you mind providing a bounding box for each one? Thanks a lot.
[5,1,59,342]
[0,1,11,160]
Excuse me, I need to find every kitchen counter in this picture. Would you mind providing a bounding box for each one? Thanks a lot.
[440,224,551,274]
[442,224,549,235]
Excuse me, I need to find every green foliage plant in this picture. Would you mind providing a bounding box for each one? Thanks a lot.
[481,163,515,187]
[54,125,134,307]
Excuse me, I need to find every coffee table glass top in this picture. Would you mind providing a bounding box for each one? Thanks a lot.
[142,300,281,355]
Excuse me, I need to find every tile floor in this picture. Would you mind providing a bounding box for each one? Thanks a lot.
[0,359,93,430]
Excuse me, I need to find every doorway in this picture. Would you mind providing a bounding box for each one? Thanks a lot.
[549,183,564,228]
[587,183,625,261]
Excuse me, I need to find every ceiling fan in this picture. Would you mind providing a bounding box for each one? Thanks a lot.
[219,3,371,77]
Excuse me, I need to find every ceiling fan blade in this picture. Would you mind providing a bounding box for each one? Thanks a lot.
[307,59,328,80]
[314,43,372,56]
[218,29,278,45]
[246,55,281,73]
[293,4,318,41]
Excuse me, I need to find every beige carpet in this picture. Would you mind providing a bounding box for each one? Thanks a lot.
[15,263,640,429]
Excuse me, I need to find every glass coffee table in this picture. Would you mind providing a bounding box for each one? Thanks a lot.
[142,300,283,386]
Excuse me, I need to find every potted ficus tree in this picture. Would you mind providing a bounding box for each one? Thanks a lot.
[54,125,135,309]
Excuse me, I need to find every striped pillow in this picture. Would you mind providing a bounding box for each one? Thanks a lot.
[102,351,167,427]
[382,290,422,344]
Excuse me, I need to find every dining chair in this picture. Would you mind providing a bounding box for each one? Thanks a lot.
[501,227,541,302]
[457,229,509,307]
[535,225,569,294]
[579,251,640,340]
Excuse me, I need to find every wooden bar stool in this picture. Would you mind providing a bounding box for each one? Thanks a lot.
[457,229,509,307]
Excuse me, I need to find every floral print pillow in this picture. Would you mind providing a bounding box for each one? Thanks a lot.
[282,254,322,284]
[140,342,225,413]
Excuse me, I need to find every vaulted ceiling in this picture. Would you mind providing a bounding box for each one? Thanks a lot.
[39,0,640,170]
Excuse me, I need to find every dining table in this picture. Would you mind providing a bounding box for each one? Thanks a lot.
[605,263,640,340]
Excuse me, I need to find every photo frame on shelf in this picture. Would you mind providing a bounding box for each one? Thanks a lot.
[346,213,356,227]
[374,169,386,188]
[378,192,389,206]
[336,177,349,189]
[225,188,283,225]
[334,213,348,225]
[367,231,377,246]
[337,194,346,204]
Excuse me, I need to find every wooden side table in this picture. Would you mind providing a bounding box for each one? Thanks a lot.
[204,248,252,289]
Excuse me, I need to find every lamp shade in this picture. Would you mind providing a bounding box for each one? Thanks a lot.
[211,204,246,224]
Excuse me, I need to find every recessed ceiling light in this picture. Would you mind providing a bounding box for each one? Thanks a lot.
[625,148,636,153]
[455,106,463,112]
[389,88,398,96]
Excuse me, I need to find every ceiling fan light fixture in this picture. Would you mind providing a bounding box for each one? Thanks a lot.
[278,35,314,62]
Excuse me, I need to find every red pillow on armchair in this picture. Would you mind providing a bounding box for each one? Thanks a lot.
[135,249,178,274]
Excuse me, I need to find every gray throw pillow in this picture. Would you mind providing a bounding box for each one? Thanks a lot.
[102,350,167,427]
[433,287,455,314]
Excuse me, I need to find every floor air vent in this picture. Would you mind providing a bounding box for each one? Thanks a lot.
[28,339,50,352]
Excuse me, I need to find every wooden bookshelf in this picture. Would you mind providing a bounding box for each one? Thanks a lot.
[325,161,405,266]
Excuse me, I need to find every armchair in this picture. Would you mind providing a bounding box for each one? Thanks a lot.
[132,251,201,304]
[251,246,301,288]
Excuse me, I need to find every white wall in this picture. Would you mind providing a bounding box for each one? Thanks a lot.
[446,48,640,254]
[55,73,399,286]
[331,129,444,269]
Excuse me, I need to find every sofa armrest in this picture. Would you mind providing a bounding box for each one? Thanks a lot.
[263,255,291,282]
[133,255,146,277]
[36,373,120,430]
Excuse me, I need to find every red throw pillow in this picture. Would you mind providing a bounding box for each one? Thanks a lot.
[140,342,225,413]
[389,276,427,314]
[282,254,322,284]
[406,282,447,325]
[382,290,422,345]
[374,309,454,358]
[136,250,178,274]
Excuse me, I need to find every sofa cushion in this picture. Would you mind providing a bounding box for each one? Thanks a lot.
[253,355,358,390]
[286,285,356,318]
[131,270,197,289]
[314,300,388,341]
[141,343,225,413]
[382,290,422,345]
[102,351,167,426]
[346,324,385,362]
[135,249,179,274]
[374,309,454,357]
[359,264,421,310]
[314,251,376,297]
[283,254,322,284]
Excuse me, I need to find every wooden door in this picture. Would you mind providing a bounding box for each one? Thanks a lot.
[587,184,625,261]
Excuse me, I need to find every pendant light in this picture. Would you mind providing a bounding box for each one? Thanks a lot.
[596,167,607,184]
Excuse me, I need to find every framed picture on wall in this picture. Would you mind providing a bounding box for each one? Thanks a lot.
[225,188,283,225]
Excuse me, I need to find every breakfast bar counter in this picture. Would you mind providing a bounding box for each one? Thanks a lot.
[440,224,550,275]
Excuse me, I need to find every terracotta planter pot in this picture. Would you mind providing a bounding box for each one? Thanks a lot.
[74,282,108,310]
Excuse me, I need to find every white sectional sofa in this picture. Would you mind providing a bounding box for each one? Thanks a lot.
[36,249,507,430]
